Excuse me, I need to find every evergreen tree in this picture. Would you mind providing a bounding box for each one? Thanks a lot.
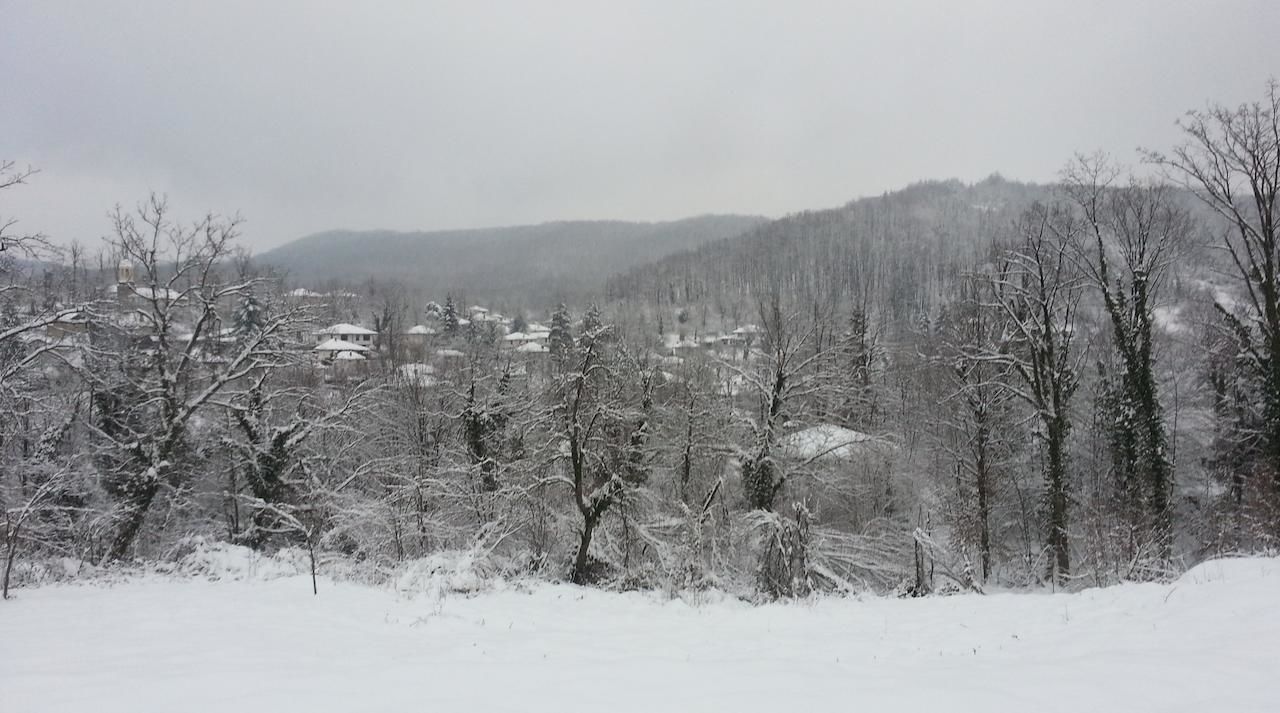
[580,303,603,347]
[233,289,266,338]
[836,307,879,430]
[442,295,459,335]
[582,303,602,335]
[549,303,574,359]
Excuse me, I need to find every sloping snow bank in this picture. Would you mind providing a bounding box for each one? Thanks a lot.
[9,537,514,596]
[165,537,312,580]
[3,557,1278,713]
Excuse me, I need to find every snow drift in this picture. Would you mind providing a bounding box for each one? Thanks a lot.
[3,556,1277,712]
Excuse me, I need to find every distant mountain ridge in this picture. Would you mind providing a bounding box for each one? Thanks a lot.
[606,177,1053,317]
[256,215,766,300]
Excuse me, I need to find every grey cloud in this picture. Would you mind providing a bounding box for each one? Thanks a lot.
[3,0,1278,250]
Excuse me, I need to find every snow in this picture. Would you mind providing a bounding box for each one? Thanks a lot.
[106,283,183,302]
[783,423,886,460]
[316,322,377,336]
[405,324,437,335]
[1153,305,1189,335]
[3,556,1277,712]
[1192,278,1242,313]
[516,341,549,353]
[662,332,699,350]
[313,337,370,352]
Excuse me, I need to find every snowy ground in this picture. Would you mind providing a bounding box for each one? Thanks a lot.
[3,558,1278,712]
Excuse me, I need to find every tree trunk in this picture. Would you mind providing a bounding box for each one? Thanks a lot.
[975,429,993,583]
[105,480,159,562]
[3,522,20,600]
[570,515,598,585]
[1045,420,1070,584]
[308,537,318,596]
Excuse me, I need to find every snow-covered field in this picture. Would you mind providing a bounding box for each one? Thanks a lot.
[3,558,1278,712]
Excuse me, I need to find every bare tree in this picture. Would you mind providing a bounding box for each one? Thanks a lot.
[0,162,84,390]
[984,203,1085,584]
[934,277,1018,582]
[550,331,654,584]
[1064,155,1189,560]
[91,196,308,561]
[3,462,76,599]
[1146,80,1280,530]
[732,291,835,512]
[224,373,367,549]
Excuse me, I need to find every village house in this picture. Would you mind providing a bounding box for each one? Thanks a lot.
[314,323,377,347]
[106,259,185,311]
[404,324,437,346]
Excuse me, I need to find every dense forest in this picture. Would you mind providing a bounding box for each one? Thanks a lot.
[256,215,765,303]
[2,82,1277,599]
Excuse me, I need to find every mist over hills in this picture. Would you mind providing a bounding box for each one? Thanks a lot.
[254,178,1048,307]
[256,215,765,301]
[256,176,1210,315]
[606,176,1056,317]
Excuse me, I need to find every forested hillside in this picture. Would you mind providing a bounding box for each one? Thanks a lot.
[609,177,1065,317]
[258,215,765,301]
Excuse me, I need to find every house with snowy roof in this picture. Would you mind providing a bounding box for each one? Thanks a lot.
[404,324,437,347]
[314,337,370,357]
[314,323,377,347]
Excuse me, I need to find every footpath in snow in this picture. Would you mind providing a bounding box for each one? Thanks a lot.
[2,557,1277,713]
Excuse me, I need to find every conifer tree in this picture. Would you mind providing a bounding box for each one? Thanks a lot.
[549,303,574,360]
[441,295,459,335]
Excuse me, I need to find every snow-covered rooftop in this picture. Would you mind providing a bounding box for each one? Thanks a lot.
[782,424,885,460]
[405,324,437,335]
[107,283,183,302]
[316,323,377,336]
[504,331,538,342]
[314,338,370,352]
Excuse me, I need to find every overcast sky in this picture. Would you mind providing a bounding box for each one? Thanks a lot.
[3,0,1278,251]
